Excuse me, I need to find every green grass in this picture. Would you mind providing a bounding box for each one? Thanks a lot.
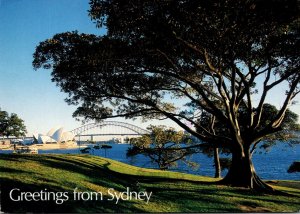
[0,154,299,213]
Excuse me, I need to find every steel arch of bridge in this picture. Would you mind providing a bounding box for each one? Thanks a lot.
[70,121,150,136]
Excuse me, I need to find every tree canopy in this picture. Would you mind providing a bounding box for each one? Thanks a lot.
[33,0,300,190]
[0,109,27,138]
[0,109,9,137]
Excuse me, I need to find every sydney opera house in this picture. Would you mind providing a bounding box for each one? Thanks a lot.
[33,127,76,147]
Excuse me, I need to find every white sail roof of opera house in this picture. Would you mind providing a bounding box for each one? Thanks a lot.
[33,127,75,144]
[47,126,62,137]
[39,135,56,143]
[52,127,64,142]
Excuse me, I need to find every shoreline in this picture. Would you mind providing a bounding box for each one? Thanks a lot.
[0,144,88,151]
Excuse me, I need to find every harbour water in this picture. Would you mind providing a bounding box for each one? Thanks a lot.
[1,141,299,180]
[17,142,300,180]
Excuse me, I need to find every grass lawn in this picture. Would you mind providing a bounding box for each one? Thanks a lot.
[0,154,299,213]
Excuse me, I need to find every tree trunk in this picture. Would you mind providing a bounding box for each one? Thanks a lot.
[220,145,273,192]
[214,147,221,178]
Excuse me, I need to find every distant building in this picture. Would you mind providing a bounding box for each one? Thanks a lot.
[33,127,75,144]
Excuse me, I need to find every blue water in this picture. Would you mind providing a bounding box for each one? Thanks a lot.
[1,142,299,180]
[252,143,299,180]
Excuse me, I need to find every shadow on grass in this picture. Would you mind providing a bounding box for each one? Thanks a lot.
[5,154,215,188]
[0,154,157,212]
[0,166,36,175]
[2,154,298,213]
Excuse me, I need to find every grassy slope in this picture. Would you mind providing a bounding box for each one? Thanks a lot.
[0,154,299,213]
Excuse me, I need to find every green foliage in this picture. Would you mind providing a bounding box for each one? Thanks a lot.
[0,108,26,138]
[0,109,9,136]
[127,125,197,170]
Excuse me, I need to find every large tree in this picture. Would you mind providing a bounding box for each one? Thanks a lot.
[33,0,300,190]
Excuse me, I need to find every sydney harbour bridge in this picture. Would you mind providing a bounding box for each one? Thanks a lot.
[70,121,150,143]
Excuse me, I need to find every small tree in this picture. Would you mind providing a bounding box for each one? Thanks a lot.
[127,125,197,170]
[5,113,27,138]
[0,109,9,137]
[0,109,26,138]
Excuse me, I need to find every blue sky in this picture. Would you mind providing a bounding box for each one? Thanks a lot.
[0,0,101,134]
[0,0,299,135]
[0,0,180,135]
